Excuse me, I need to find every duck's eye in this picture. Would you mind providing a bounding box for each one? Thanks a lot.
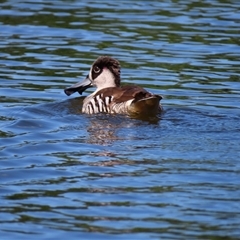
[93,66,101,73]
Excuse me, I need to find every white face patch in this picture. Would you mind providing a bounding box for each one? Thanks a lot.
[89,66,93,81]
[93,68,117,89]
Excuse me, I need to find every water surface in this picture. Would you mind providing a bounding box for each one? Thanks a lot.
[0,0,240,239]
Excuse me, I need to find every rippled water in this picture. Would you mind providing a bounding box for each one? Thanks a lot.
[1,0,240,239]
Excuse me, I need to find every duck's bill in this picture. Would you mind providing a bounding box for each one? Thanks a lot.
[64,75,92,96]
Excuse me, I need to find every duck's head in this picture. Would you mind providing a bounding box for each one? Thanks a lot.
[64,56,121,96]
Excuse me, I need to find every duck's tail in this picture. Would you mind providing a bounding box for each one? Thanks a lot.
[129,94,163,116]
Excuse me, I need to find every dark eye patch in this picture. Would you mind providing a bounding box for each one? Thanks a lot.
[92,64,103,80]
[93,65,100,73]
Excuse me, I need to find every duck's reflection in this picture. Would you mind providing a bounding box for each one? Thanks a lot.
[86,113,161,146]
[86,114,125,145]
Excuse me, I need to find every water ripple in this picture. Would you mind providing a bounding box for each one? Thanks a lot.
[0,0,240,239]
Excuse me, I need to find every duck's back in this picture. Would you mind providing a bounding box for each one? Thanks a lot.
[83,85,162,115]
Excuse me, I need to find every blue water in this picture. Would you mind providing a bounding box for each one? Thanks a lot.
[0,0,240,239]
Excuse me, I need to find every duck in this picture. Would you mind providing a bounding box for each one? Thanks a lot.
[64,56,162,116]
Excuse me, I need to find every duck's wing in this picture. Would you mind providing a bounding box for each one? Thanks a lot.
[95,85,162,115]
